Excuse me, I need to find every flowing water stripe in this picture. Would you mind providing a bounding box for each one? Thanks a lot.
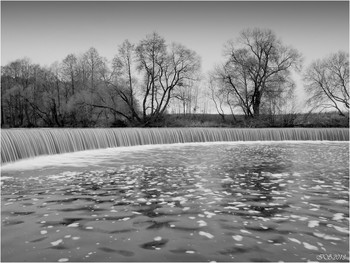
[1,128,349,163]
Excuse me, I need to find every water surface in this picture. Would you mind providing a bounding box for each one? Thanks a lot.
[1,142,349,262]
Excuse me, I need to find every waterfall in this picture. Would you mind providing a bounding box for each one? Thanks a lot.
[1,128,349,164]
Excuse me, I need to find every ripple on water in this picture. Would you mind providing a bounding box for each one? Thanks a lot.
[1,142,349,262]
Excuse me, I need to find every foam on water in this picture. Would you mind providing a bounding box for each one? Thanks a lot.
[1,140,347,172]
[1,141,349,262]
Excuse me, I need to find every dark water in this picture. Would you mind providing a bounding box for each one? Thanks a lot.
[1,142,349,262]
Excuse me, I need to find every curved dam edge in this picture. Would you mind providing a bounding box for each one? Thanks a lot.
[1,127,349,164]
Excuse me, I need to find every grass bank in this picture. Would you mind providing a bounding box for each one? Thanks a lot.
[149,112,349,128]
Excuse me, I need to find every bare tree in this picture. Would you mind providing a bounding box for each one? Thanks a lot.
[172,79,199,115]
[87,40,142,125]
[136,32,200,124]
[136,32,166,121]
[304,51,349,116]
[88,46,140,125]
[1,58,42,127]
[61,54,78,96]
[72,47,107,126]
[1,34,201,127]
[219,28,302,118]
[214,63,252,117]
[208,75,227,121]
[83,47,104,91]
[109,40,141,123]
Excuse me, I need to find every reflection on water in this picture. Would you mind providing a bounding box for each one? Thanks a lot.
[1,142,349,262]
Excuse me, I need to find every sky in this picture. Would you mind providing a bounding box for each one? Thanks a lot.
[1,1,349,109]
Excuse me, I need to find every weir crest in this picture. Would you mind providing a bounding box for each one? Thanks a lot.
[1,128,349,164]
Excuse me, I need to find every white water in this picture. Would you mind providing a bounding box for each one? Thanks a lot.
[1,128,348,163]
[1,140,347,172]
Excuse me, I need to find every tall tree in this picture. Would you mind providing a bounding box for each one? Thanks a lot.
[1,34,201,127]
[304,51,349,116]
[83,47,104,91]
[1,58,39,127]
[61,54,78,96]
[208,75,227,121]
[72,47,107,126]
[136,32,201,124]
[110,40,141,123]
[136,32,167,121]
[218,28,302,117]
[89,40,141,125]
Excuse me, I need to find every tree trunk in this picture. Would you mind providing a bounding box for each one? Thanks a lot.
[253,91,261,117]
[71,72,75,95]
[1,101,5,127]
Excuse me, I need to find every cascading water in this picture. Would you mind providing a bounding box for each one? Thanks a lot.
[1,127,349,164]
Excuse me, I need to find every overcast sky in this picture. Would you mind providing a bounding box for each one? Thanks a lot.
[1,1,349,109]
[2,1,349,69]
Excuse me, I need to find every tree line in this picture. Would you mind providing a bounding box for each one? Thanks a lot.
[1,28,349,128]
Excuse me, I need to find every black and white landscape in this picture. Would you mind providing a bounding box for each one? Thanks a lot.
[1,1,349,262]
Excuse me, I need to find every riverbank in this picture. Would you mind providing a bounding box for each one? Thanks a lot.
[146,112,349,128]
[1,111,348,129]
